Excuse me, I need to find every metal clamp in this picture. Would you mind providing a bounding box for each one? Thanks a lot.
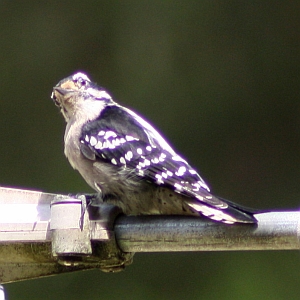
[50,195,134,271]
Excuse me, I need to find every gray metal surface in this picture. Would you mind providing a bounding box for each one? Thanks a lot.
[115,212,300,252]
[1,186,300,283]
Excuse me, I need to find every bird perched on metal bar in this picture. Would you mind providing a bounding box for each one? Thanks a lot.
[51,72,256,224]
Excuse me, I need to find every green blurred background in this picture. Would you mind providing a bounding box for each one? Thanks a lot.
[1,1,300,299]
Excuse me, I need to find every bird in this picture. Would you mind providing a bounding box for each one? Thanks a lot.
[51,72,257,224]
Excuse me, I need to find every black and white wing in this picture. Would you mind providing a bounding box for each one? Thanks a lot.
[80,105,255,224]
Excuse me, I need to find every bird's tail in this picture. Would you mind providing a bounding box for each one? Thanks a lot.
[186,196,258,224]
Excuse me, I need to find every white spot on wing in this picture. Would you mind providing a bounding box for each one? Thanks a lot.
[159,153,166,162]
[155,174,164,184]
[104,140,114,149]
[90,136,97,147]
[151,157,159,164]
[111,158,117,165]
[191,183,200,191]
[125,151,133,161]
[120,157,126,165]
[126,135,138,141]
[114,139,121,146]
[174,183,183,191]
[138,169,144,176]
[95,141,103,149]
[104,131,117,139]
[162,172,168,179]
[167,170,173,176]
[175,166,186,176]
[138,159,146,168]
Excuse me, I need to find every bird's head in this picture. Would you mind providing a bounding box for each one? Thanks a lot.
[51,72,113,122]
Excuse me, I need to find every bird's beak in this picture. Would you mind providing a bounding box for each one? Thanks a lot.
[53,86,74,96]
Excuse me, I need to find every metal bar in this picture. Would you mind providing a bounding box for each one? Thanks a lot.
[115,212,300,252]
[1,186,300,252]
[0,187,53,242]
[1,186,300,283]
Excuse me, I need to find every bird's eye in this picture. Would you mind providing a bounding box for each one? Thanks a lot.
[75,77,88,88]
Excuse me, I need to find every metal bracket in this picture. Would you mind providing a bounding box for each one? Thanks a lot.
[0,187,134,283]
[50,194,134,271]
[50,195,92,265]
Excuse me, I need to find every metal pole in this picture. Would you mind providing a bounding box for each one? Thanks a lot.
[1,187,300,283]
[115,212,300,252]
